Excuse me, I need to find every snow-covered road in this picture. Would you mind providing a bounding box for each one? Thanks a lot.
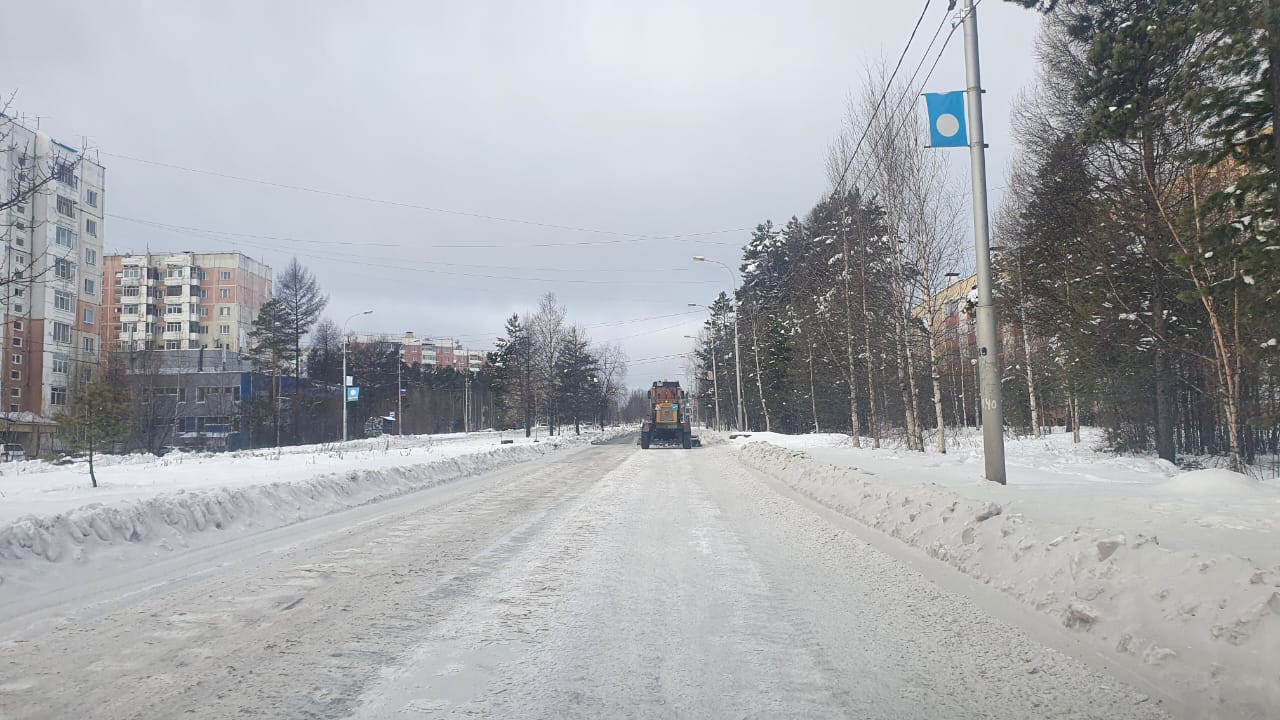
[1,439,1178,719]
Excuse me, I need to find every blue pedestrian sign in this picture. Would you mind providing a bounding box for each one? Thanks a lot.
[346,386,361,402]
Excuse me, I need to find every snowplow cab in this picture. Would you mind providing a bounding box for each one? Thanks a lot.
[640,381,692,449]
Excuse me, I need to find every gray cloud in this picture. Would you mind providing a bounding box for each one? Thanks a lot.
[1,0,1039,385]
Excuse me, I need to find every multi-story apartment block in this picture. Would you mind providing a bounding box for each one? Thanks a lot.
[398,332,485,372]
[102,252,271,357]
[0,115,106,417]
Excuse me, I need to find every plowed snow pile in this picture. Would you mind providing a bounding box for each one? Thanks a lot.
[0,428,629,598]
[734,429,1279,716]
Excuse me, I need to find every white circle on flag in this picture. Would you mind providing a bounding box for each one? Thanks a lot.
[936,113,960,138]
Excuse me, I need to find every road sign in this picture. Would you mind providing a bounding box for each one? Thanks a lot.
[346,386,361,402]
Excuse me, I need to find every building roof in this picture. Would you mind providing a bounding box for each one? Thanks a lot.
[111,349,257,374]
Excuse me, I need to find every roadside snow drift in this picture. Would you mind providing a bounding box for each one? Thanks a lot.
[737,439,1280,719]
[0,429,629,597]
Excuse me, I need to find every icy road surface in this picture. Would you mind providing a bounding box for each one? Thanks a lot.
[0,437,1175,719]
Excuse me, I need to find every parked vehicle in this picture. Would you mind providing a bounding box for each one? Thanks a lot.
[1,443,26,462]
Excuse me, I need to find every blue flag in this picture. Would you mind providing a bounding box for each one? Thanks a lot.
[924,91,968,148]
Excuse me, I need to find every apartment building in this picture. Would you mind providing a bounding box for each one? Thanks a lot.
[398,332,485,372]
[0,115,106,417]
[102,252,271,357]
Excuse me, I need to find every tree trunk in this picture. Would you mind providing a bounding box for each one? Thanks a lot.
[927,333,947,454]
[842,205,862,446]
[808,344,820,433]
[749,318,771,432]
[88,435,97,488]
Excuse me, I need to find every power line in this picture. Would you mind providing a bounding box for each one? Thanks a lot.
[108,217,725,287]
[831,0,935,194]
[101,151,747,245]
[108,214,711,274]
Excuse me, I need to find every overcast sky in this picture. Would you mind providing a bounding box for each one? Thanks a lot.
[1,0,1040,387]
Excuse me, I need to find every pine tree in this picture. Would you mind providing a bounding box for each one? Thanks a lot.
[555,325,600,435]
[247,300,292,447]
[276,259,328,440]
[55,372,131,488]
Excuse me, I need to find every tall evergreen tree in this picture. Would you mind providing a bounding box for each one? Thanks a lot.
[275,258,328,439]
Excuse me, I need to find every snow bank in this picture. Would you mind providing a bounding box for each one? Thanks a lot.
[737,440,1280,718]
[1156,469,1264,497]
[0,427,632,597]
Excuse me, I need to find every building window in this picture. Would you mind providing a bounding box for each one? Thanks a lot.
[219,288,231,299]
[123,286,141,297]
[8,405,15,413]
[199,307,210,317]
[165,321,182,332]
[166,285,183,297]
[53,161,76,187]
[165,341,180,350]
[14,235,23,247]
[56,196,74,216]
[82,336,95,353]
[123,266,140,279]
[197,270,207,280]
[14,254,24,267]
[83,308,94,324]
[86,189,98,207]
[50,386,67,406]
[219,270,231,281]
[84,278,95,295]
[167,265,185,278]
[166,304,182,315]
[9,370,18,381]
[54,258,74,281]
[218,324,230,335]
[52,355,69,374]
[11,354,20,365]
[55,226,76,249]
[218,306,231,317]
[121,322,138,333]
[85,247,97,264]
[85,219,97,237]
[9,388,19,398]
[199,289,209,299]
[52,322,71,344]
[10,337,20,347]
[122,304,138,314]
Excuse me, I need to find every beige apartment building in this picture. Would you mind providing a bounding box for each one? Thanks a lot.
[0,115,107,417]
[102,252,271,357]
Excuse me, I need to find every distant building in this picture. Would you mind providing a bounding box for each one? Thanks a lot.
[102,252,272,357]
[396,331,485,372]
[0,114,107,417]
[110,348,268,452]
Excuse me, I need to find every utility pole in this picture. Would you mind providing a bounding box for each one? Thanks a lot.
[397,348,403,435]
[341,310,373,443]
[961,0,1007,483]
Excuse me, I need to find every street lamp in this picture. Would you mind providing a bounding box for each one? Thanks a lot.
[684,330,721,432]
[692,256,746,431]
[341,309,373,443]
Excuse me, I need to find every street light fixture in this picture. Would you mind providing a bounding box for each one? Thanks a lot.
[341,309,373,443]
[692,257,746,431]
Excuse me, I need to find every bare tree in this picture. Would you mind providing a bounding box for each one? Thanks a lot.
[528,293,567,433]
